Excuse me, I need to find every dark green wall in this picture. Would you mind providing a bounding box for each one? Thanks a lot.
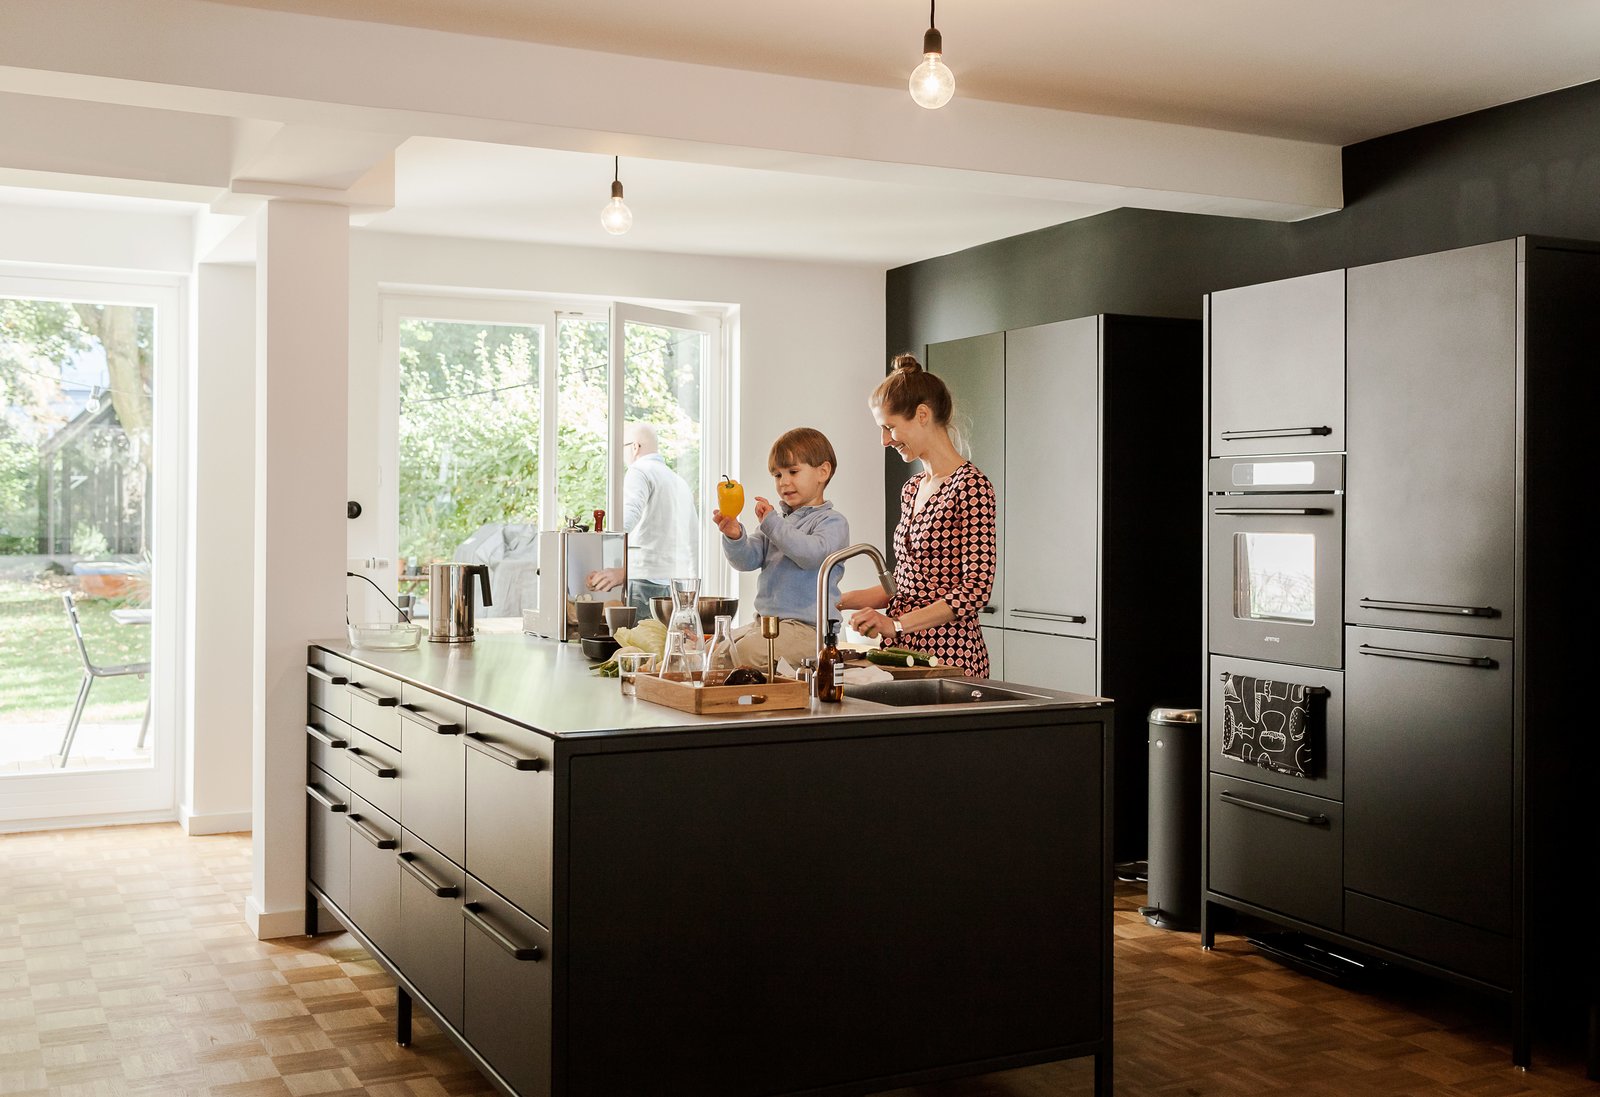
[887,78,1600,352]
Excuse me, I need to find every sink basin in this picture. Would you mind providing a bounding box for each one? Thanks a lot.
[844,678,1045,707]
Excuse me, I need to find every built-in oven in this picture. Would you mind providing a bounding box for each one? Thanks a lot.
[1208,454,1343,670]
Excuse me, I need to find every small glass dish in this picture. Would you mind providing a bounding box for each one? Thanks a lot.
[348,622,423,650]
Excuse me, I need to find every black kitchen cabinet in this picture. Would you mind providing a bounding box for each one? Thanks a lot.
[397,829,466,1031]
[398,685,466,867]
[347,796,402,961]
[464,710,553,930]
[1208,269,1345,457]
[306,769,350,913]
[463,875,552,1097]
[1207,772,1342,931]
[1345,241,1517,638]
[1344,626,1514,934]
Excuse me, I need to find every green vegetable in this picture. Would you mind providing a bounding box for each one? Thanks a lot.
[865,647,938,668]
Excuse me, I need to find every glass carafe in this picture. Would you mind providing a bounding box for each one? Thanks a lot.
[704,614,738,686]
[661,577,706,682]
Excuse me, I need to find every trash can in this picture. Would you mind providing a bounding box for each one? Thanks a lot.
[1140,707,1201,930]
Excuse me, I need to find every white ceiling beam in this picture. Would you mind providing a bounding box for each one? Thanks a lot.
[0,0,1343,220]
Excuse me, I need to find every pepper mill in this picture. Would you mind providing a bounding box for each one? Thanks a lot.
[760,615,782,681]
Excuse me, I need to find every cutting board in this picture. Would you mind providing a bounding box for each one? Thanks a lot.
[842,655,966,680]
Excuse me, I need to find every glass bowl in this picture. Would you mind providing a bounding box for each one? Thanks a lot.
[348,622,423,650]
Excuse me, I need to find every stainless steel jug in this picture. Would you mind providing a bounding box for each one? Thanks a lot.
[428,563,493,643]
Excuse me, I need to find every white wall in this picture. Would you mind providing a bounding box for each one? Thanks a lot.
[0,202,195,274]
[346,231,890,604]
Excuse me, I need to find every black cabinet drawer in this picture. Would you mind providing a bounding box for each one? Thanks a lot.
[306,651,351,723]
[397,830,465,1031]
[1208,773,1342,931]
[463,875,551,1097]
[1345,890,1512,988]
[1208,656,1344,801]
[465,711,553,927]
[400,686,466,867]
[306,769,351,913]
[305,713,352,789]
[347,796,402,962]
[348,730,402,830]
[346,666,403,749]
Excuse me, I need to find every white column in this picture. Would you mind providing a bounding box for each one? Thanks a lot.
[185,262,256,836]
[249,200,348,940]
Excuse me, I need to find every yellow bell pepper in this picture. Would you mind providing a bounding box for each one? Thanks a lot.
[717,474,744,518]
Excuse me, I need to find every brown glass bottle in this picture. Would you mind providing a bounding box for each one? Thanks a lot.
[814,620,844,703]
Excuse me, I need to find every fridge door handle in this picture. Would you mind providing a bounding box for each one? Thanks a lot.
[1212,507,1331,516]
[1357,644,1496,669]
[1357,597,1497,618]
[1219,426,1332,441]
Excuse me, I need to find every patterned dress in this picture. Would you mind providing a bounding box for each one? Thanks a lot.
[886,462,998,677]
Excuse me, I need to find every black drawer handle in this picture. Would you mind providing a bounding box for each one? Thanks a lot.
[463,903,542,960]
[1358,597,1496,618]
[347,814,398,849]
[346,683,398,706]
[1219,789,1328,827]
[305,723,348,750]
[305,784,347,812]
[398,852,460,897]
[465,732,546,771]
[348,748,398,779]
[1213,507,1331,516]
[1357,644,1495,669]
[1011,610,1088,623]
[981,604,999,616]
[1220,426,1332,440]
[399,705,462,735]
[306,664,348,685]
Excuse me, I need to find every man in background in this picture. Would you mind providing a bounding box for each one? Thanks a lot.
[587,422,699,615]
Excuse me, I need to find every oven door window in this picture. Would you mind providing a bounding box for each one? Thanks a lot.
[1234,532,1315,624]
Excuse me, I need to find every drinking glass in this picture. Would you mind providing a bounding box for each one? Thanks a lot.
[660,629,705,684]
[617,651,654,696]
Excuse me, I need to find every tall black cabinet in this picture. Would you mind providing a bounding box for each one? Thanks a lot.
[1201,237,1600,1065]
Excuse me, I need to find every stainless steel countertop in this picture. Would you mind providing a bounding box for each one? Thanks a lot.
[313,629,1106,739]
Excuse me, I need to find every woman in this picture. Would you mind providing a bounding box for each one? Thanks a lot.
[839,354,998,678]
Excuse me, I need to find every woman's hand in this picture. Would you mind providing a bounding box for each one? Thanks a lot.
[586,567,625,592]
[711,509,742,539]
[837,586,888,611]
[849,608,896,641]
[753,496,775,521]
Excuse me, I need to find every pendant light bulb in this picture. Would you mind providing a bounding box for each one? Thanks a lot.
[600,157,633,235]
[909,1,955,109]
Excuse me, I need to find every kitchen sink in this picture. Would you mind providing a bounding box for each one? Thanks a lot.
[844,678,1045,707]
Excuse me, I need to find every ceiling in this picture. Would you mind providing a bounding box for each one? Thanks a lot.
[5,1,1598,267]
[205,0,1600,144]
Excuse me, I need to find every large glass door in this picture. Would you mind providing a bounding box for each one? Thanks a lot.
[0,272,182,823]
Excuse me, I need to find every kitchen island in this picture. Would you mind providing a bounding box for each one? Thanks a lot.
[304,631,1113,1097]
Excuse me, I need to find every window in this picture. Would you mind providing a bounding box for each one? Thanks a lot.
[383,295,729,615]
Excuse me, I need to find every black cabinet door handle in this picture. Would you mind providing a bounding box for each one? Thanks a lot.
[305,784,347,812]
[345,683,398,706]
[399,705,461,735]
[463,903,542,960]
[1219,426,1332,440]
[305,723,348,750]
[397,852,460,897]
[465,732,546,771]
[347,814,397,849]
[1011,609,1089,624]
[347,748,398,779]
[305,664,348,685]
[1357,597,1496,618]
[981,604,999,616]
[1219,789,1328,827]
[1212,507,1331,516]
[1357,644,1495,669]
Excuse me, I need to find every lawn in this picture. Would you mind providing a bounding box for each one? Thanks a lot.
[0,575,149,722]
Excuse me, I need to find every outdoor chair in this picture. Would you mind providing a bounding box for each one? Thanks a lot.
[58,592,150,767]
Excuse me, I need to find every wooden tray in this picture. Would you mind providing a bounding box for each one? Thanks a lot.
[843,657,966,680]
[633,672,811,715]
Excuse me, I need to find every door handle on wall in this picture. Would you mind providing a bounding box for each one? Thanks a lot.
[1219,426,1332,440]
[1011,610,1088,624]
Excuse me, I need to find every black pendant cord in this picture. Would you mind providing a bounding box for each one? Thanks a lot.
[346,570,412,625]
[613,155,619,185]
[930,0,936,29]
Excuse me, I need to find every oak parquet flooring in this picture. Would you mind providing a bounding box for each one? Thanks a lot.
[2,824,1596,1095]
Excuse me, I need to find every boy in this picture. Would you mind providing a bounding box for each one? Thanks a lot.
[712,427,850,668]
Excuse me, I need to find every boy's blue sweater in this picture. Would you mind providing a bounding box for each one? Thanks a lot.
[721,501,851,623]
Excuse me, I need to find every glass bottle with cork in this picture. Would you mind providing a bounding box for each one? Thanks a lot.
[814,619,845,703]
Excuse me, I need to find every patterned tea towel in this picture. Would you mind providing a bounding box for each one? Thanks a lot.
[1220,672,1323,779]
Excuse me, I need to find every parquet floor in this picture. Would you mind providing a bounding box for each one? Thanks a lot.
[1,825,1594,1096]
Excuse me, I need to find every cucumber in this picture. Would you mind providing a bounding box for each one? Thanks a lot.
[865,647,939,668]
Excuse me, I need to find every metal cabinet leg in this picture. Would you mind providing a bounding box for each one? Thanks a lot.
[1587,1000,1599,1080]
[1511,992,1529,1069]
[1201,899,1215,949]
[304,890,318,938]
[396,986,412,1047]
[1094,1046,1112,1097]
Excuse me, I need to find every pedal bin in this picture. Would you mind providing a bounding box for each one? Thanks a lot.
[1140,707,1201,930]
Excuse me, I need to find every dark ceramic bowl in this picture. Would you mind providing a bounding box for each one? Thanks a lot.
[581,634,621,661]
[649,596,740,633]
[574,598,608,639]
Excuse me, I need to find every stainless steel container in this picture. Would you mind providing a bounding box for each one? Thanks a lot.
[428,562,492,643]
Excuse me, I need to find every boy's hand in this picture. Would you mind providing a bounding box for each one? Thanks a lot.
[712,509,743,539]
[753,496,775,521]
